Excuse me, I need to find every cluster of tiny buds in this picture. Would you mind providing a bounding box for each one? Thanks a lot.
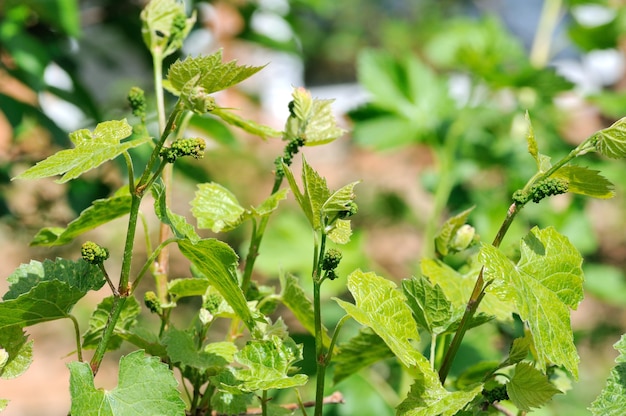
[512,177,569,205]
[160,138,206,163]
[322,248,343,280]
[481,384,509,404]
[127,86,146,120]
[274,136,306,177]
[144,291,162,315]
[81,241,109,265]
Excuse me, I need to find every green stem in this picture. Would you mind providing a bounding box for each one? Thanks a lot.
[313,233,327,416]
[68,314,82,362]
[261,390,268,416]
[89,296,127,374]
[326,314,350,362]
[153,50,166,135]
[530,0,563,68]
[131,237,179,294]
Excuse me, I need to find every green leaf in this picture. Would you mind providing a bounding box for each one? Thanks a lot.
[153,181,200,242]
[177,239,256,331]
[589,334,626,415]
[117,326,167,359]
[167,51,265,96]
[480,226,584,378]
[434,207,474,257]
[507,362,561,411]
[282,157,330,230]
[402,276,453,334]
[279,273,331,348]
[284,87,346,145]
[327,219,352,245]
[210,369,253,415]
[334,269,421,368]
[552,166,615,199]
[82,296,140,351]
[69,350,186,416]
[253,188,289,217]
[167,278,210,305]
[323,181,359,214]
[191,182,247,232]
[594,116,626,159]
[420,259,513,322]
[332,328,394,384]
[397,371,483,416]
[525,112,552,173]
[140,0,195,58]
[0,326,32,379]
[162,327,231,370]
[31,188,132,246]
[211,108,282,139]
[500,335,532,369]
[14,119,147,183]
[0,259,105,330]
[234,336,307,391]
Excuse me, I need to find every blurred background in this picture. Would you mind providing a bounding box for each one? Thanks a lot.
[2,0,626,414]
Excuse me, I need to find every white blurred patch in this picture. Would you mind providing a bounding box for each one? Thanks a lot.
[571,4,616,27]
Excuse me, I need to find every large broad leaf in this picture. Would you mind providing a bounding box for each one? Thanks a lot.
[284,87,346,145]
[334,270,421,368]
[552,165,615,199]
[480,226,584,378]
[31,187,132,246]
[191,182,247,232]
[507,362,561,411]
[14,119,148,183]
[152,181,200,242]
[0,326,32,379]
[594,116,626,159]
[140,0,195,58]
[0,259,105,330]
[234,336,307,392]
[69,350,186,416]
[177,239,256,332]
[279,273,331,348]
[589,334,626,415]
[332,328,394,384]
[166,50,264,96]
[82,296,141,351]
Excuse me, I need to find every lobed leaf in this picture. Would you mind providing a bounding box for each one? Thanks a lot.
[252,188,289,217]
[162,327,231,370]
[191,182,246,232]
[167,51,265,96]
[210,369,253,414]
[31,187,132,246]
[332,328,394,384]
[285,87,346,145]
[589,334,626,415]
[234,336,307,391]
[279,273,331,348]
[402,276,453,334]
[480,226,584,378]
[282,157,330,230]
[334,269,421,368]
[69,350,185,415]
[14,119,146,183]
[327,219,352,244]
[552,165,615,199]
[178,239,256,331]
[82,296,140,351]
[507,362,561,411]
[594,116,626,159]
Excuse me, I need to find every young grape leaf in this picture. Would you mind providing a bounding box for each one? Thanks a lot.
[0,326,32,379]
[69,350,186,416]
[31,187,132,246]
[594,116,626,159]
[0,399,7,412]
[499,335,532,369]
[279,273,331,348]
[322,181,359,214]
[178,239,256,331]
[0,259,105,330]
[552,166,615,199]
[334,269,421,368]
[166,278,210,305]
[191,182,247,232]
[282,157,330,231]
[210,369,253,415]
[252,188,289,217]
[506,362,561,411]
[285,87,346,145]
[152,181,200,242]
[420,259,513,322]
[332,328,394,384]
[234,336,307,391]
[525,112,552,173]
[434,207,474,257]
[327,219,352,244]
[82,296,140,351]
[480,226,584,378]
[166,51,265,96]
[397,369,483,416]
[211,108,281,139]
[140,0,195,58]
[402,276,453,334]
[162,327,231,370]
[14,119,147,183]
[117,325,167,359]
[589,334,626,415]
